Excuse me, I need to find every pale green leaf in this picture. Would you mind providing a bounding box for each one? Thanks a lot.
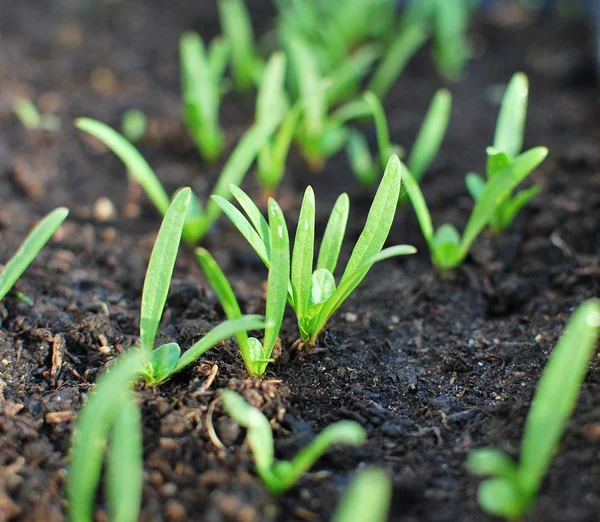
[147,342,181,384]
[331,468,392,522]
[317,193,349,274]
[310,268,336,306]
[291,187,315,319]
[402,164,435,247]
[494,72,529,159]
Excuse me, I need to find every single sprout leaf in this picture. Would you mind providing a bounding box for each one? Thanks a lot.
[0,207,69,301]
[291,187,316,318]
[331,468,392,522]
[310,268,336,306]
[317,193,350,274]
[494,72,528,159]
[146,343,181,383]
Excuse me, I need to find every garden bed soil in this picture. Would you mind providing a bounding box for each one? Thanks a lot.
[1,2,600,521]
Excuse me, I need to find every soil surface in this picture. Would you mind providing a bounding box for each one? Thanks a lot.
[1,2,600,521]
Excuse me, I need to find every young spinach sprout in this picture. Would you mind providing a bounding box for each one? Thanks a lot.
[468,299,600,521]
[466,73,542,234]
[180,31,229,163]
[13,97,61,131]
[75,111,282,245]
[346,89,452,189]
[331,468,392,522]
[218,0,264,92]
[196,231,288,377]
[68,192,267,522]
[255,53,302,197]
[222,390,366,493]
[121,109,147,143]
[214,155,416,348]
[403,147,548,272]
[0,207,68,302]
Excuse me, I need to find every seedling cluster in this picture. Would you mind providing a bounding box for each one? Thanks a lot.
[3,2,596,522]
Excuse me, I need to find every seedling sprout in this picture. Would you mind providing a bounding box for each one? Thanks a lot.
[222,390,366,493]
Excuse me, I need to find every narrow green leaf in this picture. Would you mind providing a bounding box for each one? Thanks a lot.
[499,185,541,231]
[13,97,42,129]
[68,348,147,522]
[367,22,429,99]
[363,92,392,171]
[402,165,435,247]
[106,391,143,522]
[331,468,392,522]
[121,109,147,143]
[260,199,290,375]
[218,0,263,91]
[467,449,519,482]
[494,72,529,159]
[346,130,377,187]
[211,195,270,266]
[147,343,181,384]
[407,88,452,181]
[230,184,270,245]
[195,248,252,371]
[171,315,268,378]
[465,172,486,201]
[256,52,288,127]
[291,187,315,319]
[222,390,275,475]
[317,193,350,274]
[477,478,525,521]
[140,188,191,352]
[432,224,462,269]
[433,0,472,80]
[486,147,511,178]
[208,36,231,82]
[326,44,380,105]
[518,300,600,496]
[75,118,171,216]
[0,207,68,301]
[341,155,401,284]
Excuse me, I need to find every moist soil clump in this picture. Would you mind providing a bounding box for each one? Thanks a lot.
[1,2,599,521]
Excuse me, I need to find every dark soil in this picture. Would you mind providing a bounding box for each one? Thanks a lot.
[1,1,600,521]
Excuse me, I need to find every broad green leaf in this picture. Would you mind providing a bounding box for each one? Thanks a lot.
[465,172,486,201]
[408,88,452,181]
[218,0,263,91]
[433,223,460,248]
[317,193,349,274]
[13,97,42,129]
[494,72,528,159]
[363,92,392,171]
[171,315,269,378]
[346,130,377,187]
[477,478,525,521]
[222,390,275,475]
[75,118,171,216]
[140,188,191,352]
[402,164,435,247]
[432,224,462,269]
[291,187,315,319]
[331,468,392,522]
[367,23,429,99]
[211,195,270,266]
[310,268,336,306]
[147,342,181,383]
[341,155,401,284]
[0,208,68,301]
[276,421,366,492]
[195,247,252,372]
[256,52,288,127]
[260,199,290,375]
[230,184,270,245]
[518,300,600,497]
[311,245,416,345]
[68,348,147,522]
[106,391,143,522]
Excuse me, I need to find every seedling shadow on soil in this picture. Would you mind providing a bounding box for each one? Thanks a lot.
[0,2,599,521]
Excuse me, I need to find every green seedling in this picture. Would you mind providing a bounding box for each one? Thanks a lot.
[68,191,267,522]
[466,73,542,234]
[75,112,282,245]
[180,31,229,162]
[331,467,392,522]
[197,240,288,378]
[214,155,416,347]
[403,147,548,272]
[255,53,301,197]
[222,390,366,493]
[0,208,68,302]
[218,0,264,92]
[468,299,600,521]
[345,89,452,188]
[121,109,147,143]
[13,97,61,131]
